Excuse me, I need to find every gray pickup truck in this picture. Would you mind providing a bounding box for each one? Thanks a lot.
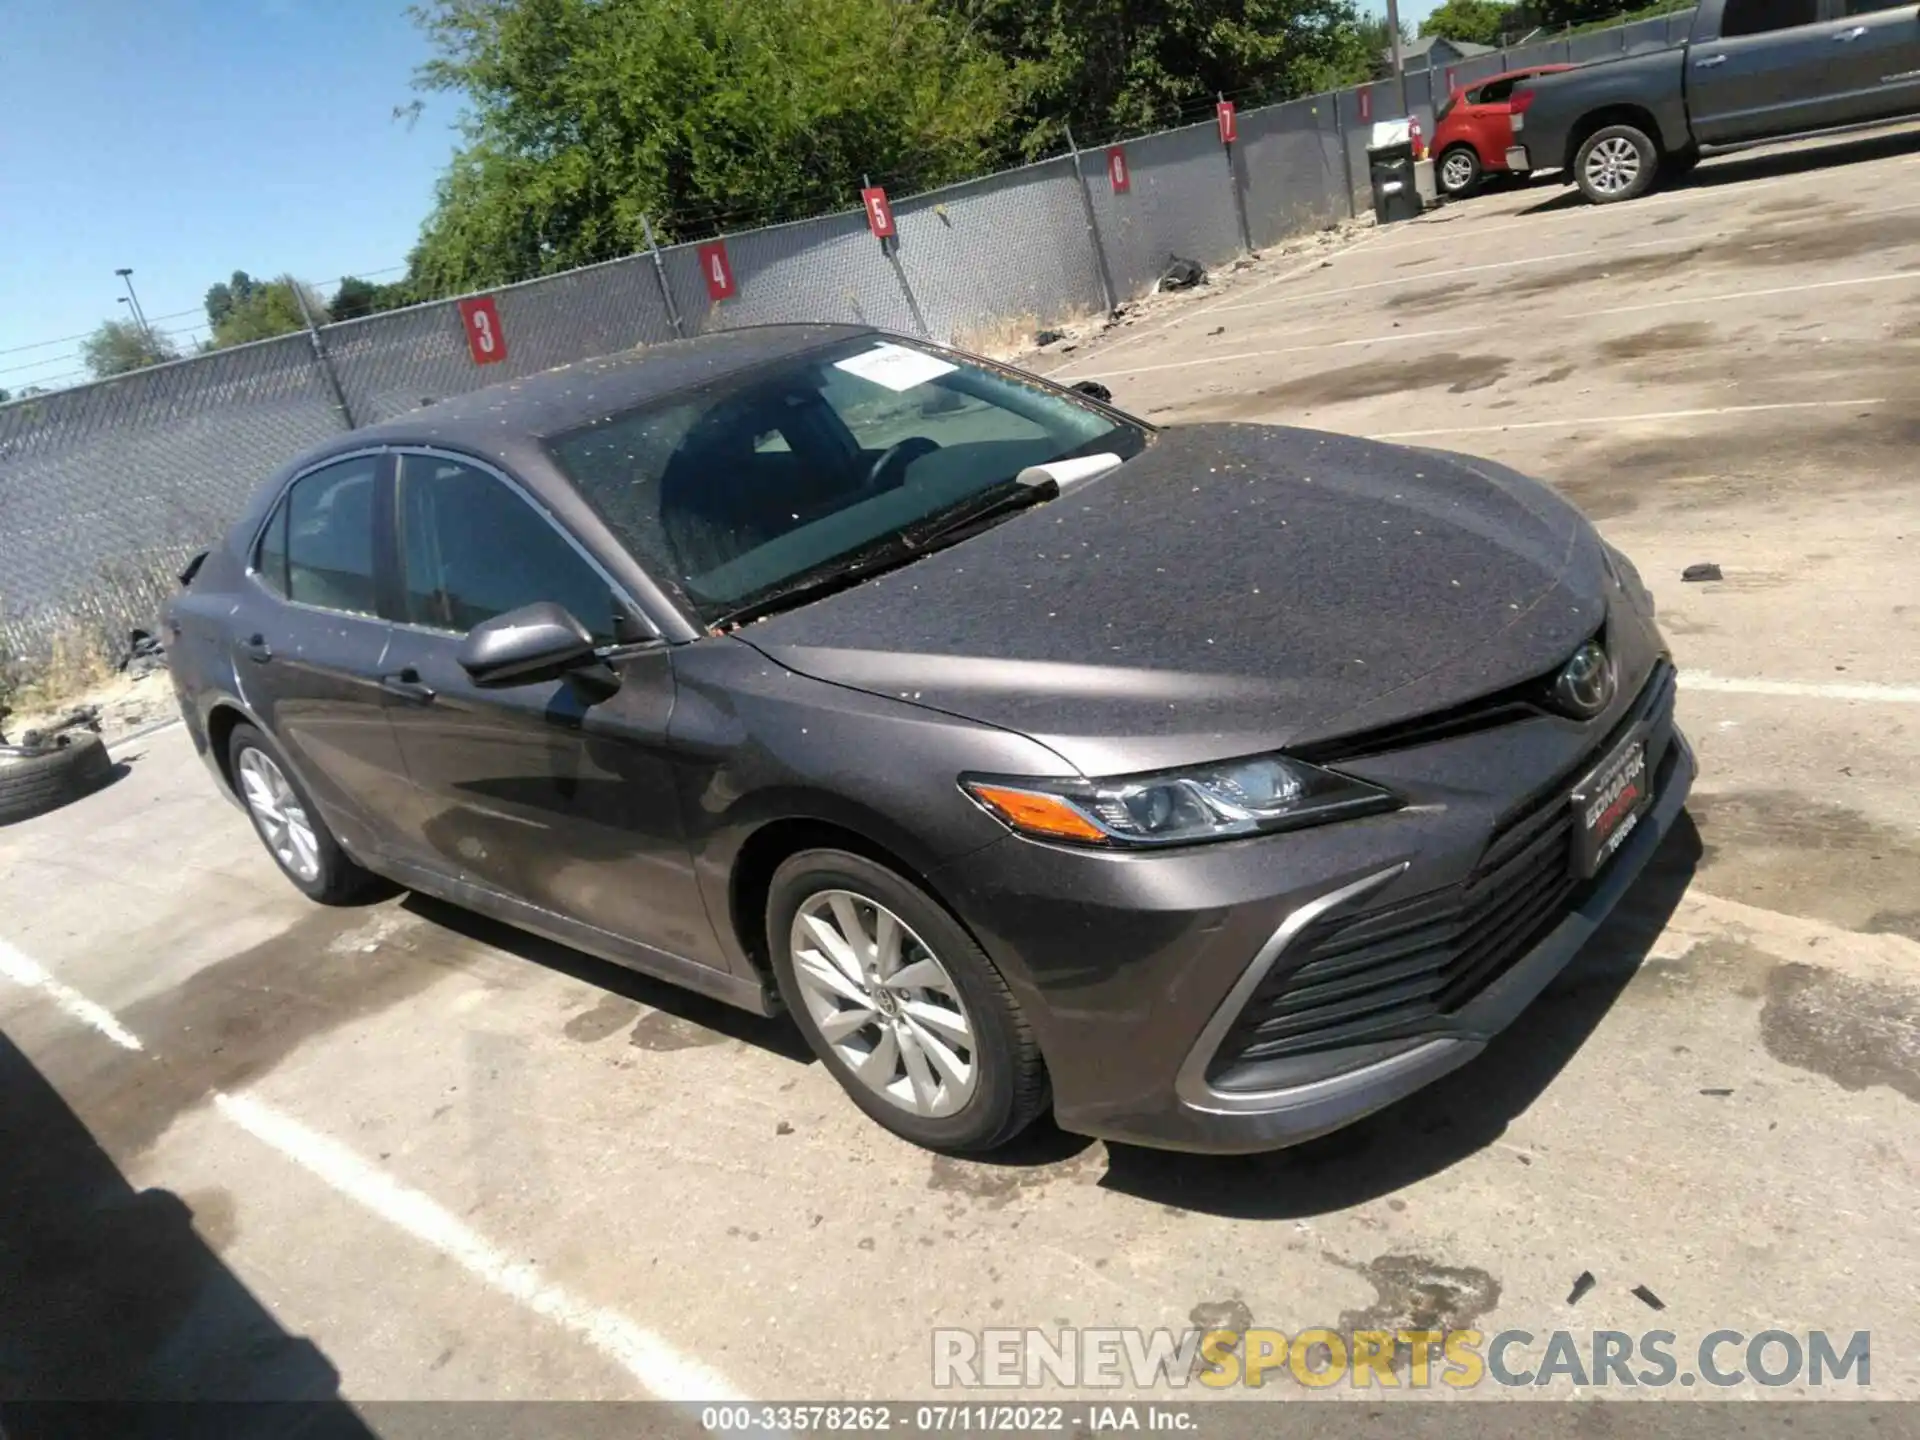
[1507,0,1920,202]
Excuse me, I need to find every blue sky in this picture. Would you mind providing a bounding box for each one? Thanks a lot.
[1,0,1436,393]
[0,0,459,391]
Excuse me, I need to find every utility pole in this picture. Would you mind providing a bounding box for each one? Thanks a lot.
[1384,0,1409,116]
[114,267,155,346]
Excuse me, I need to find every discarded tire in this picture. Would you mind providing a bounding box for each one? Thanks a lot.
[0,735,113,825]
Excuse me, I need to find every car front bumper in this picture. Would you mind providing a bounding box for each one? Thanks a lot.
[933,648,1693,1154]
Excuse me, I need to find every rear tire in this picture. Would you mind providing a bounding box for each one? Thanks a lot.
[226,723,381,904]
[767,848,1047,1152]
[1437,146,1482,199]
[1574,123,1659,204]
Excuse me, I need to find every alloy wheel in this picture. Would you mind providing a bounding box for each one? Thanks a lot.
[237,747,322,883]
[1584,136,1641,196]
[1440,151,1476,193]
[789,889,977,1117]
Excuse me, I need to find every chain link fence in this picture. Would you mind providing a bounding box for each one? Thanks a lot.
[0,10,1690,668]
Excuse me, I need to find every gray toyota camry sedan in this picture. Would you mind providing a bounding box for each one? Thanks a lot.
[168,324,1693,1154]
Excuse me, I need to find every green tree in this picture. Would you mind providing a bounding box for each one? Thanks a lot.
[204,270,266,331]
[205,274,326,347]
[330,275,417,322]
[941,0,1376,157]
[1420,0,1517,43]
[81,319,180,379]
[405,0,1015,293]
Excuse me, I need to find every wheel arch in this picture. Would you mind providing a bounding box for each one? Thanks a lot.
[204,699,258,795]
[727,814,977,990]
[1563,105,1664,174]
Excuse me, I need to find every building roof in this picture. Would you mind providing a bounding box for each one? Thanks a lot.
[1390,34,1497,62]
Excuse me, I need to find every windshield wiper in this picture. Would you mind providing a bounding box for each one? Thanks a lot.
[705,547,911,630]
[707,477,1061,630]
[899,475,1058,551]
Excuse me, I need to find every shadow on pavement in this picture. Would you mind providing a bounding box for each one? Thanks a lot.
[1520,124,1920,214]
[1099,814,1703,1218]
[0,1032,375,1438]
[400,892,817,1064]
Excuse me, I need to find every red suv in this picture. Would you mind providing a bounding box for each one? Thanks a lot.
[1432,65,1574,198]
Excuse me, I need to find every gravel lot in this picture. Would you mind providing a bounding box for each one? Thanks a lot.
[3,123,1917,1411]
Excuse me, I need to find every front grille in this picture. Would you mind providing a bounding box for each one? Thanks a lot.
[1210,662,1676,1082]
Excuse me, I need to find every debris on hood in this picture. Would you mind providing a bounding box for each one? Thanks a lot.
[1070,380,1112,402]
[1630,1284,1666,1311]
[1156,255,1207,292]
[1682,562,1722,582]
[1567,1271,1596,1306]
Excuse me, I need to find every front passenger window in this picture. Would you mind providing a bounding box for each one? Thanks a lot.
[397,455,622,642]
[284,457,379,615]
[1719,0,1819,35]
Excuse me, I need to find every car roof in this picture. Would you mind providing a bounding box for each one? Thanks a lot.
[320,322,877,469]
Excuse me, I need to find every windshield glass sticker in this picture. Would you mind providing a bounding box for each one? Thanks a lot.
[833,342,958,393]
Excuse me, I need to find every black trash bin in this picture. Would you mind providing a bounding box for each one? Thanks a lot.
[1368,137,1424,224]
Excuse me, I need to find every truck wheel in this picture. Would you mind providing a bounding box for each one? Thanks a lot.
[1575,124,1658,204]
[1437,147,1481,198]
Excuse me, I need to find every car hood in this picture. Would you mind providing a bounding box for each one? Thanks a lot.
[738,423,1610,775]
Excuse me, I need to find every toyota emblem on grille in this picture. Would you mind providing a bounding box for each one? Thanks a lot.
[1555,641,1616,718]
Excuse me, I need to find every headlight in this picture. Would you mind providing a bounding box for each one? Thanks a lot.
[962,755,1399,848]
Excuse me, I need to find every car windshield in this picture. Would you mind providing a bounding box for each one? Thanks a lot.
[546,336,1149,624]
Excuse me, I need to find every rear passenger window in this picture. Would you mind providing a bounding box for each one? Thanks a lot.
[285,457,380,615]
[1720,0,1819,35]
[1478,78,1517,103]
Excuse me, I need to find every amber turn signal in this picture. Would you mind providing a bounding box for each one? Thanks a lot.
[964,782,1108,843]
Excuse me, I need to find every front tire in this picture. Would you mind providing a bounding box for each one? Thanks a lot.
[227,723,380,904]
[1437,146,1482,198]
[767,848,1047,1151]
[1574,123,1659,204]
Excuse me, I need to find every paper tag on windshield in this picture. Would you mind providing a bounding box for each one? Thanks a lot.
[833,343,958,392]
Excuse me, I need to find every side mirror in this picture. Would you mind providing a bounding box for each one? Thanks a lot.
[456,602,598,688]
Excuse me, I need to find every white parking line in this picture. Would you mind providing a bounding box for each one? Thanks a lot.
[1075,324,1494,379]
[214,1091,746,1401]
[1681,672,1920,703]
[1368,397,1884,439]
[1072,269,1920,381]
[1589,270,1920,318]
[0,935,745,1403]
[0,938,143,1051]
[1205,236,1689,314]
[1366,151,1920,256]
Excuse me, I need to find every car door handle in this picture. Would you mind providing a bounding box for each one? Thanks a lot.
[1835,25,1868,39]
[1695,53,1727,67]
[380,669,437,704]
[242,633,273,664]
